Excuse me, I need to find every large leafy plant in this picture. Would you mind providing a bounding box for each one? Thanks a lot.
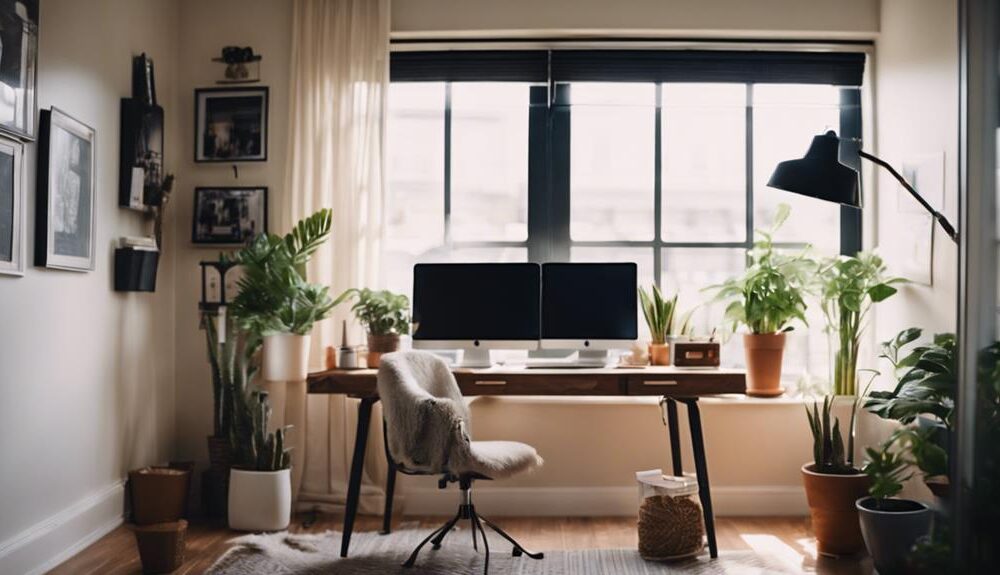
[805,395,866,475]
[865,328,955,479]
[348,288,411,336]
[817,252,905,395]
[230,209,348,336]
[711,204,814,334]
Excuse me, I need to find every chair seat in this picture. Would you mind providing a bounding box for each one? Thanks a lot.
[458,440,543,480]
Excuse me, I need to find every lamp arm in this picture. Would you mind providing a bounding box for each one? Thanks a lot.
[858,150,958,242]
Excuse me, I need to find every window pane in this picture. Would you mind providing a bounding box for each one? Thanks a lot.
[662,84,746,242]
[661,248,745,342]
[570,83,655,241]
[753,84,841,253]
[571,246,654,340]
[386,83,445,256]
[382,246,528,301]
[451,83,530,241]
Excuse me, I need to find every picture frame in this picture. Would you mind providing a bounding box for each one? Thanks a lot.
[35,108,96,271]
[0,135,24,275]
[0,0,39,141]
[194,87,268,162]
[119,98,164,211]
[192,186,268,245]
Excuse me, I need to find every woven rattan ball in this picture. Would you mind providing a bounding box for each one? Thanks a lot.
[637,494,705,559]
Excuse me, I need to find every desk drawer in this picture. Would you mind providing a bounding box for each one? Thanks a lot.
[456,373,621,395]
[626,373,745,396]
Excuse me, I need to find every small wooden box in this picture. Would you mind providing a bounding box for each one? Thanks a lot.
[673,341,720,367]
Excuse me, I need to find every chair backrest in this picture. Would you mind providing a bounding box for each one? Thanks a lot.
[377,351,471,474]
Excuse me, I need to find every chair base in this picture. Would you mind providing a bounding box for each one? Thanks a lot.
[402,477,543,574]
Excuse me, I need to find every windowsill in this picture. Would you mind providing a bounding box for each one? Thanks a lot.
[473,393,817,407]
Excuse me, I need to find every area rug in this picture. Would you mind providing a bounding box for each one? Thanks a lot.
[207,527,795,574]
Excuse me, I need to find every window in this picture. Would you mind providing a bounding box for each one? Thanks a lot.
[384,49,865,381]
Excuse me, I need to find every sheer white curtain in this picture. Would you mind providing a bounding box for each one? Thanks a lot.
[282,0,391,513]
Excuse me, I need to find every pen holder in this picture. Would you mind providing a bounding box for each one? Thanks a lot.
[673,341,720,368]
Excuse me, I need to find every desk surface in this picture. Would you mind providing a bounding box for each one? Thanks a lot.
[307,365,746,398]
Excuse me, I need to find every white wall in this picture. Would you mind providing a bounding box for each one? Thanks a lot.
[172,0,293,476]
[391,0,880,39]
[872,0,959,344]
[0,1,179,573]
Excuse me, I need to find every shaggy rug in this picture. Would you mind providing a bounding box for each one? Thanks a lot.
[207,528,795,574]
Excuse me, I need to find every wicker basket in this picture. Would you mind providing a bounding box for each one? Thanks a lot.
[133,520,187,574]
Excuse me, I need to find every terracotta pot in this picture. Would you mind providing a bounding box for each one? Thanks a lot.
[366,333,400,368]
[801,463,871,557]
[133,520,187,574]
[129,467,190,525]
[648,343,671,366]
[924,476,950,500]
[263,333,311,381]
[743,333,786,397]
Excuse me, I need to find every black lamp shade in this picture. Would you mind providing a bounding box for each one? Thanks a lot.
[767,130,861,208]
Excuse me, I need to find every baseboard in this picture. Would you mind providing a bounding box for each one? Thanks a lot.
[402,485,807,517]
[0,480,125,575]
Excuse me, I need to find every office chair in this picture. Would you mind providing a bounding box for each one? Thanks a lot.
[377,351,545,574]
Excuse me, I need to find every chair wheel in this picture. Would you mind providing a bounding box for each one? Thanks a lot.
[512,548,522,557]
[432,544,442,550]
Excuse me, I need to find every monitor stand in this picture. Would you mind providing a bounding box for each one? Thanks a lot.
[458,348,493,368]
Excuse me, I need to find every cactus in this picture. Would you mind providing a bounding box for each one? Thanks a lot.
[230,387,293,472]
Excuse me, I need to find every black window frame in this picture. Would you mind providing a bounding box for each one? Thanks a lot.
[388,49,866,287]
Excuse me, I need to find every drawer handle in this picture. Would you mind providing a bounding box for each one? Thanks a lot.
[644,380,679,386]
[474,380,507,386]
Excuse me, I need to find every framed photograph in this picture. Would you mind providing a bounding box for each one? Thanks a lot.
[119,99,164,210]
[194,87,268,162]
[0,135,24,275]
[0,0,38,140]
[35,108,96,271]
[192,186,267,245]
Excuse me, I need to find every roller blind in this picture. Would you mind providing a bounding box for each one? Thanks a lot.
[390,49,866,86]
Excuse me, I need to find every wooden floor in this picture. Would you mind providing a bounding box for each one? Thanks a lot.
[50,513,873,574]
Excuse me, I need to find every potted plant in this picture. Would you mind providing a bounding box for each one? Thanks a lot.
[347,288,411,368]
[856,436,934,574]
[817,252,904,396]
[228,388,294,531]
[865,328,954,497]
[230,209,348,381]
[201,312,259,518]
[802,395,871,556]
[711,205,813,396]
[639,285,678,365]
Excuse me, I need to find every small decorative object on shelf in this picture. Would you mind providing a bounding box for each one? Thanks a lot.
[673,338,721,368]
[199,258,240,311]
[213,46,262,84]
[337,320,359,369]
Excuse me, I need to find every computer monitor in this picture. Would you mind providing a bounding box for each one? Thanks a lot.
[412,263,541,366]
[541,263,637,361]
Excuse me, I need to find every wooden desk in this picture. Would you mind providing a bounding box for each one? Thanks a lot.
[307,366,746,559]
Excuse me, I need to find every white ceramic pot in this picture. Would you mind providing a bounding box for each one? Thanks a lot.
[263,333,311,381]
[228,468,291,531]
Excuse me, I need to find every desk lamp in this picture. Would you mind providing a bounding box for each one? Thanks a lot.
[767,130,958,243]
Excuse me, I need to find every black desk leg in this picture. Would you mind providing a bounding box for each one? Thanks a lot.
[341,397,377,558]
[665,398,683,476]
[682,398,718,559]
[381,419,397,535]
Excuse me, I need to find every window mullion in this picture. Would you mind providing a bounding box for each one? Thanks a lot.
[654,83,663,287]
[443,82,453,246]
[550,83,572,261]
[745,83,755,266]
